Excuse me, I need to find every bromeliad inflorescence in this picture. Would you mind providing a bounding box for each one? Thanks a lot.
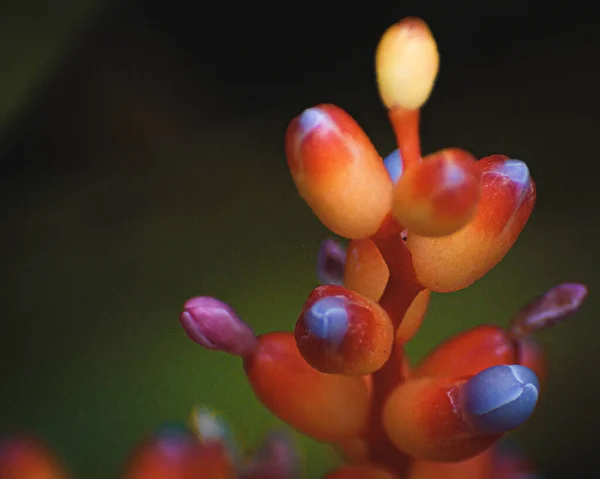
[0,16,587,479]
[172,17,587,478]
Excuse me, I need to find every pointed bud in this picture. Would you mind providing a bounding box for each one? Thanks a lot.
[285,104,392,239]
[407,155,536,292]
[179,297,257,357]
[295,285,394,375]
[392,148,481,237]
[508,283,588,339]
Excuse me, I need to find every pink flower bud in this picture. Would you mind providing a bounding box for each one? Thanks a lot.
[179,297,257,357]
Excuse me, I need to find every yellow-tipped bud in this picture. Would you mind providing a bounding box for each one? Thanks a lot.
[376,17,440,111]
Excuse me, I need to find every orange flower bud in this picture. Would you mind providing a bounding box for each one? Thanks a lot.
[408,155,536,292]
[285,104,392,239]
[392,149,480,237]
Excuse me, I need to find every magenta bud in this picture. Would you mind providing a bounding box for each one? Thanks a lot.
[179,297,257,357]
[509,283,588,339]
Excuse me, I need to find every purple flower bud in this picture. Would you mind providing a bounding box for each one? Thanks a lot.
[509,283,588,339]
[179,297,257,357]
[316,239,346,285]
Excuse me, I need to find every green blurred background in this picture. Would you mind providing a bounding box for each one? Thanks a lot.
[1,1,598,477]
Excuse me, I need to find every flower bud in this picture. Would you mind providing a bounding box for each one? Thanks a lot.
[408,155,536,292]
[376,17,439,111]
[295,285,394,375]
[392,148,481,237]
[179,297,257,357]
[286,104,392,239]
[508,283,588,339]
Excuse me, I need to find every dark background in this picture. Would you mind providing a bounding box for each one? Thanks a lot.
[1,1,598,477]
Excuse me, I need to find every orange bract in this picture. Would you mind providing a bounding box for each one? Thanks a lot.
[244,332,371,442]
[344,238,390,302]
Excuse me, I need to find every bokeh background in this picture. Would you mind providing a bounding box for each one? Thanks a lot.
[1,1,599,477]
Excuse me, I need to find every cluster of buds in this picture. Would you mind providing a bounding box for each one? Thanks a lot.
[1,16,587,479]
[175,16,587,479]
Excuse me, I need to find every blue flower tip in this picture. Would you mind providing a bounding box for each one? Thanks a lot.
[383,149,404,183]
[304,296,349,346]
[460,364,540,435]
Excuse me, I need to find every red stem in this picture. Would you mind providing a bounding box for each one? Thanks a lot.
[360,229,424,475]
[389,107,421,171]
